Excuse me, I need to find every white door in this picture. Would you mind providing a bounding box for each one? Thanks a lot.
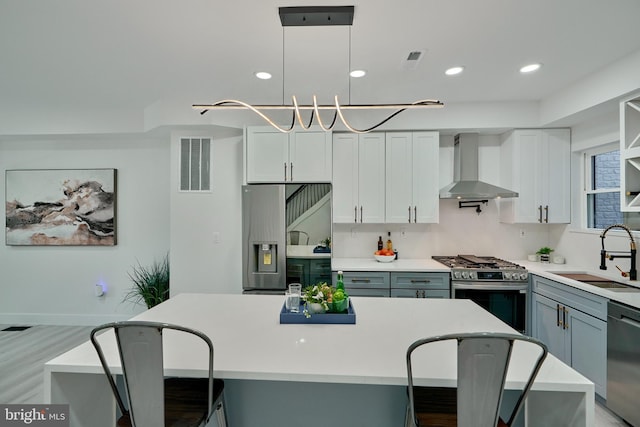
[358,133,386,223]
[289,130,332,182]
[246,129,289,183]
[385,132,413,223]
[412,132,440,223]
[543,129,571,223]
[332,134,359,223]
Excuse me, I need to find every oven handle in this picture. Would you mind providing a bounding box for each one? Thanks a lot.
[452,282,528,291]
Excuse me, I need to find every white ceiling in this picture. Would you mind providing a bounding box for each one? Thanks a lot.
[2,0,640,130]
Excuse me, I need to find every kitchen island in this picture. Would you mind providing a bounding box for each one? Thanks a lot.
[44,294,593,427]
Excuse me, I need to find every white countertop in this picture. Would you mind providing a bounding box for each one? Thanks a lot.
[521,261,640,310]
[332,257,449,272]
[286,245,331,259]
[45,293,590,393]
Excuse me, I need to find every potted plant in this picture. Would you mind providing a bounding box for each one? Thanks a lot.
[536,247,554,263]
[123,253,170,309]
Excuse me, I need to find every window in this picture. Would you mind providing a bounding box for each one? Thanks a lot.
[585,147,622,229]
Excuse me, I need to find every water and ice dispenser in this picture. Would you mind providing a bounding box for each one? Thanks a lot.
[257,243,277,273]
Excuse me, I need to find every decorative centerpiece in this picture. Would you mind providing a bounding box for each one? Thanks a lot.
[536,246,554,263]
[302,282,349,318]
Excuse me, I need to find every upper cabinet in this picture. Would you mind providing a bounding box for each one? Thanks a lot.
[385,132,439,223]
[332,133,386,223]
[245,126,332,183]
[500,129,571,224]
[621,93,640,211]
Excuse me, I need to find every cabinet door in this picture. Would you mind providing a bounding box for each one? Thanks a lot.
[385,132,413,223]
[289,130,332,182]
[347,288,390,297]
[532,293,567,363]
[246,128,289,183]
[332,134,359,223]
[567,308,607,398]
[309,259,332,285]
[358,133,386,223]
[543,129,571,223]
[513,130,544,223]
[412,132,440,223]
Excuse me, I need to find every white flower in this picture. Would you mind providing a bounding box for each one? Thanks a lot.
[315,291,324,300]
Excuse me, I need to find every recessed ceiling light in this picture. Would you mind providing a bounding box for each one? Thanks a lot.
[520,63,541,74]
[255,71,272,80]
[349,69,366,78]
[445,66,464,76]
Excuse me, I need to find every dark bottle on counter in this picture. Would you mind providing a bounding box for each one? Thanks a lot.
[336,270,345,292]
[377,236,383,251]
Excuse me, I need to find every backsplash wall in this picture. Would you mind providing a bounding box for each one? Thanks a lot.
[332,199,557,260]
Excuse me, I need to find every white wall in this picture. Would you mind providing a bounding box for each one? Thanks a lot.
[0,136,170,325]
[169,132,244,296]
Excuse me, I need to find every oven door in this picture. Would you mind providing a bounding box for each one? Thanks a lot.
[453,281,527,333]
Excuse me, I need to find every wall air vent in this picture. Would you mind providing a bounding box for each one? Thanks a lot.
[180,137,211,192]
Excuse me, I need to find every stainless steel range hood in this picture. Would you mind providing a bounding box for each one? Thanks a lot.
[439,133,518,199]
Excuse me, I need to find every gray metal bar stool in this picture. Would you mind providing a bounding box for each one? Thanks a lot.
[406,332,548,427]
[91,321,227,427]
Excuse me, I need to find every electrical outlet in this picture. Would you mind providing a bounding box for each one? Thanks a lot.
[519,229,525,238]
[401,227,407,238]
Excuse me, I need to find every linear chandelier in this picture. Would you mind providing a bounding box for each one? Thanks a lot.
[192,6,444,134]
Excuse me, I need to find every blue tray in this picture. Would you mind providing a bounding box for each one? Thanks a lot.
[279,299,356,324]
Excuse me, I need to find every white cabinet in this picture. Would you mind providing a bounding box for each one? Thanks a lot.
[245,127,332,183]
[531,275,607,397]
[385,132,439,223]
[332,133,385,223]
[500,129,571,224]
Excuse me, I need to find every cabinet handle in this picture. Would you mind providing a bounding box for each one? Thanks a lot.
[360,206,363,223]
[352,278,371,283]
[421,290,426,298]
[284,162,287,181]
[544,205,549,223]
[408,206,411,223]
[415,290,419,298]
[290,162,293,181]
[538,205,543,223]
[557,304,562,327]
[410,279,430,283]
[414,206,417,223]
[354,206,358,223]
[563,307,568,329]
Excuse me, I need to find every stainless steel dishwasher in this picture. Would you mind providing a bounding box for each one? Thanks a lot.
[607,301,640,426]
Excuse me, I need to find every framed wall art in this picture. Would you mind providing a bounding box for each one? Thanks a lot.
[5,169,117,246]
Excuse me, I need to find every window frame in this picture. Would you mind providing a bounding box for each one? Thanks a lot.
[582,142,620,230]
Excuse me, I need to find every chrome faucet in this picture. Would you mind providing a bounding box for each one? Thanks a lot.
[600,224,637,280]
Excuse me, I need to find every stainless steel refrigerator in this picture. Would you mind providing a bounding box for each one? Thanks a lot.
[242,184,331,294]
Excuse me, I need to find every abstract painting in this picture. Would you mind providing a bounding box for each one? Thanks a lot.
[5,169,117,246]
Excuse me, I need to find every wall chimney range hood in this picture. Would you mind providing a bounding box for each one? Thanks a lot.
[439,133,518,200]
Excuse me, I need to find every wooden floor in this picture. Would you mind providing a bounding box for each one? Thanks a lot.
[0,324,93,404]
[0,324,631,426]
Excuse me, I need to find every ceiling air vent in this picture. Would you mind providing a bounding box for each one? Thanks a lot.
[402,50,425,70]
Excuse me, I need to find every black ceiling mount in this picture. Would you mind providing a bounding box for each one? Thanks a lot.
[279,6,354,27]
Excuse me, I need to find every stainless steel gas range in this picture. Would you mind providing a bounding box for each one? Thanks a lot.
[433,255,529,333]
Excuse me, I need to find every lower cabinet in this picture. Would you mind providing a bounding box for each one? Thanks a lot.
[288,258,331,287]
[390,272,450,298]
[331,271,451,298]
[531,275,607,397]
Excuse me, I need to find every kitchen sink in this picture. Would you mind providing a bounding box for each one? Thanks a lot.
[550,272,640,292]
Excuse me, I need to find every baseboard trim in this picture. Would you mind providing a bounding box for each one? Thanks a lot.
[0,312,133,326]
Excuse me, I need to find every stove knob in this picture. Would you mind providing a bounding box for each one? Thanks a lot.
[453,271,462,279]
[462,271,469,279]
[504,272,512,280]
[469,271,477,280]
[520,272,528,280]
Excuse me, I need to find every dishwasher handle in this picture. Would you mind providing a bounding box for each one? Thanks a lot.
[609,301,640,323]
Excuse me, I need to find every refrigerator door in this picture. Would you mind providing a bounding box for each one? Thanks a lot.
[242,185,286,291]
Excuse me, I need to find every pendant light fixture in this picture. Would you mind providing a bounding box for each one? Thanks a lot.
[192,6,444,134]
